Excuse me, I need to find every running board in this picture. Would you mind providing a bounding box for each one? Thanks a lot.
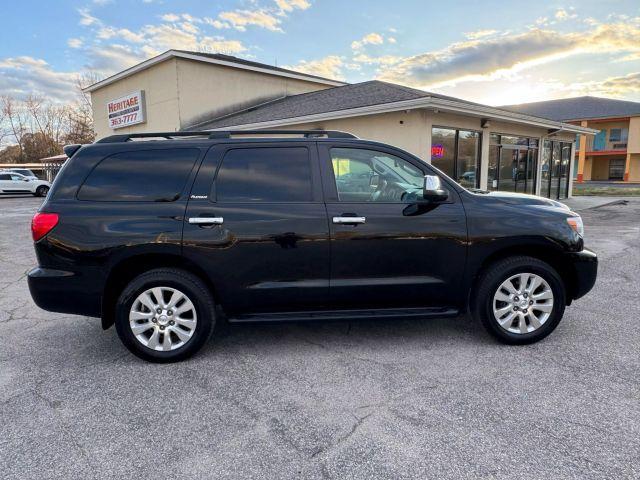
[227,307,459,323]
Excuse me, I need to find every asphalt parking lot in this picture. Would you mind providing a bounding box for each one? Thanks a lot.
[1,196,639,479]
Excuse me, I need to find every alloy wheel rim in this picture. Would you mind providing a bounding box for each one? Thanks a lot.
[129,286,197,351]
[492,273,554,334]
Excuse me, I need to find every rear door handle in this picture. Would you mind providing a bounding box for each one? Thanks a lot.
[188,217,224,225]
[333,216,366,225]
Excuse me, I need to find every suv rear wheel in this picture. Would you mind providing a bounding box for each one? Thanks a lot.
[473,256,566,344]
[115,268,215,362]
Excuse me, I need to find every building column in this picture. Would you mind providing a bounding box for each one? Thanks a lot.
[568,140,576,198]
[479,128,490,190]
[424,111,433,164]
[535,136,545,195]
[577,120,587,183]
[624,153,632,182]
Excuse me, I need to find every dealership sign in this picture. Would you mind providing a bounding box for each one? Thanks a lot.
[107,91,146,129]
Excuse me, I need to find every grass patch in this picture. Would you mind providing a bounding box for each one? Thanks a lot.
[572,187,640,196]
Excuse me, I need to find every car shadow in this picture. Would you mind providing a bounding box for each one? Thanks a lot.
[196,314,494,359]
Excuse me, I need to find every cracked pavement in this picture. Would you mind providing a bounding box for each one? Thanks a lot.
[1,196,639,479]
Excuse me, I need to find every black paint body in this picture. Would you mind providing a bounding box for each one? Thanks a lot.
[28,138,597,326]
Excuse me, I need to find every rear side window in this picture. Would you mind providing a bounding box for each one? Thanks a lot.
[214,147,312,202]
[0,174,10,180]
[78,149,199,202]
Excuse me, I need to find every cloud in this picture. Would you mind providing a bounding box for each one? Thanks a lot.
[464,29,498,40]
[352,54,401,66]
[203,0,312,33]
[571,71,640,97]
[217,10,282,32]
[78,8,100,26]
[351,32,384,50]
[161,13,180,22]
[377,19,640,88]
[67,38,83,49]
[274,0,311,14]
[283,56,344,80]
[555,8,577,21]
[0,56,78,102]
[75,11,247,76]
[86,44,145,73]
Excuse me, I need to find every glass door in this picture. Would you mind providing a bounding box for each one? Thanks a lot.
[609,159,625,180]
[498,148,517,192]
[559,143,571,199]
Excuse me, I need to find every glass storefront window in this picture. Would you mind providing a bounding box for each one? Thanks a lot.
[488,145,499,190]
[431,128,456,178]
[431,127,480,188]
[540,140,551,197]
[457,130,480,188]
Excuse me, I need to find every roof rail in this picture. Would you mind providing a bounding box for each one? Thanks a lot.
[95,129,358,143]
[209,130,358,139]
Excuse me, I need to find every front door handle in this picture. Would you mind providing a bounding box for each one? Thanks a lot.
[188,217,224,225]
[333,216,366,225]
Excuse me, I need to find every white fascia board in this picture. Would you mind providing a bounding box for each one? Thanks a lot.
[204,97,598,135]
[83,50,346,93]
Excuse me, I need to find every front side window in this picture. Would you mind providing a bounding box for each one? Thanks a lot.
[78,149,199,202]
[330,148,424,202]
[214,147,312,202]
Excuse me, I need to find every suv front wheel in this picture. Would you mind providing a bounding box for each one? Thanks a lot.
[473,256,566,344]
[115,268,215,362]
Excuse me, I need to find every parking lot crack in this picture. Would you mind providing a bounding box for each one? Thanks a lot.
[311,412,372,459]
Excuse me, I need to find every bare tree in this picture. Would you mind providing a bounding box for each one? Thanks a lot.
[2,96,29,161]
[0,71,101,163]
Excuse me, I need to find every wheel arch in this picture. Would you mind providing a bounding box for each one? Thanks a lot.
[467,245,578,312]
[101,253,218,330]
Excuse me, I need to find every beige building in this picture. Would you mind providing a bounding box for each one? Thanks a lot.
[85,50,344,139]
[85,49,596,199]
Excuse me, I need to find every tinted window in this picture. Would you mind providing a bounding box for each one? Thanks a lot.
[331,148,424,203]
[78,149,199,202]
[215,147,312,202]
[0,174,10,180]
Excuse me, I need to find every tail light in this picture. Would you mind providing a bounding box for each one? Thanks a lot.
[31,212,59,241]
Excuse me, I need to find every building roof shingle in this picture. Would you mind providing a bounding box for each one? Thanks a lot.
[186,80,489,130]
[500,96,640,121]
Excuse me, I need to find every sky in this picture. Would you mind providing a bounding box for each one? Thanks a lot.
[1,0,640,106]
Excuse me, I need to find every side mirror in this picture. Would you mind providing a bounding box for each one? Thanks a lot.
[423,175,448,202]
[24,178,30,182]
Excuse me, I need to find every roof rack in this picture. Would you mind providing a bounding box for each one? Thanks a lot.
[96,129,358,143]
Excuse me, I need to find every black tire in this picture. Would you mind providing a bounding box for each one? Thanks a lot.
[472,256,566,345]
[115,268,215,362]
[35,185,49,197]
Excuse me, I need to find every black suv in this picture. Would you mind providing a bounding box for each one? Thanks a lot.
[28,130,597,362]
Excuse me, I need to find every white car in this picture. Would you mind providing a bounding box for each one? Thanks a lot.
[0,172,51,197]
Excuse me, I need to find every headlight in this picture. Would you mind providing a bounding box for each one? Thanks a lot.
[567,216,584,236]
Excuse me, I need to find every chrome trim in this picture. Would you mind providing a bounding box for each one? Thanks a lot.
[333,216,366,224]
[188,217,224,225]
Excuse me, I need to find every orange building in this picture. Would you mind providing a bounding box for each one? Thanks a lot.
[502,96,640,183]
